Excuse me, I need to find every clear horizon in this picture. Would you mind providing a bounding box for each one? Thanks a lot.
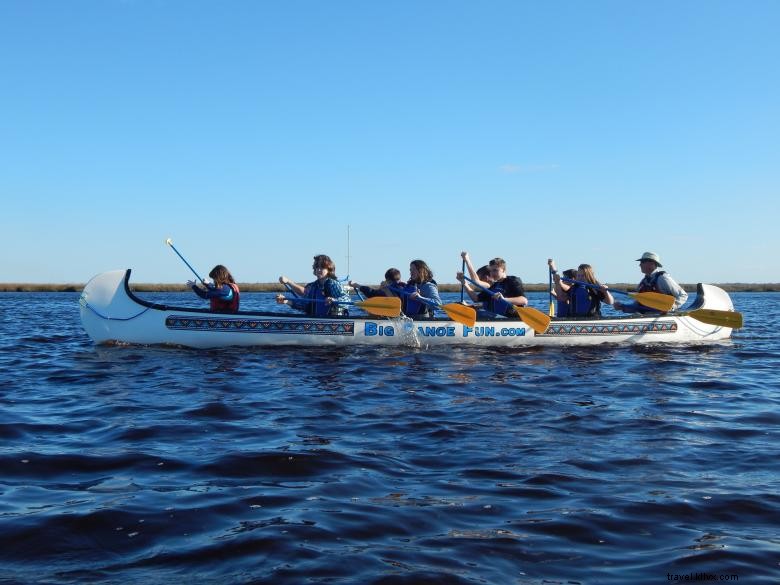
[2,1,778,285]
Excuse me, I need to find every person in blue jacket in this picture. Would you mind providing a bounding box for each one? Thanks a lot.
[402,259,442,319]
[276,254,351,317]
[188,264,240,313]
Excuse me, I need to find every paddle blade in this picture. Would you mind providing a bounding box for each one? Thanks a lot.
[629,291,675,312]
[356,296,402,317]
[683,309,743,329]
[441,303,477,327]
[515,306,551,334]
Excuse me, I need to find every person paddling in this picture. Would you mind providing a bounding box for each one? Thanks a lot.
[613,252,688,314]
[549,259,614,318]
[400,259,442,319]
[277,254,351,317]
[457,251,527,317]
[548,259,577,317]
[189,265,240,313]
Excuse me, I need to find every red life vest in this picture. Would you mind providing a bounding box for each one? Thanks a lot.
[210,283,240,313]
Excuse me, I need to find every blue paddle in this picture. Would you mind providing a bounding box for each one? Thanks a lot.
[282,281,300,298]
[165,238,205,284]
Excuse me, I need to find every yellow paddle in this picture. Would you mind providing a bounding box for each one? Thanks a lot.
[393,289,477,327]
[678,308,743,329]
[354,296,403,318]
[513,305,552,334]
[283,296,401,318]
[436,302,477,328]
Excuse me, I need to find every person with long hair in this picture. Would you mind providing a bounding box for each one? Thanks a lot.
[277,254,351,317]
[189,264,240,313]
[402,259,442,319]
[550,261,614,318]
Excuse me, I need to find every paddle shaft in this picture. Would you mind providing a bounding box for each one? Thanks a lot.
[283,282,299,298]
[460,258,466,304]
[561,278,624,296]
[462,276,516,304]
[283,297,370,306]
[166,240,205,283]
[388,285,436,305]
[548,266,554,316]
[351,281,365,301]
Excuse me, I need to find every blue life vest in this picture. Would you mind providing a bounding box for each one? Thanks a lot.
[556,297,570,318]
[305,279,348,317]
[482,280,515,317]
[304,281,327,317]
[401,283,435,318]
[388,283,432,318]
[569,284,601,317]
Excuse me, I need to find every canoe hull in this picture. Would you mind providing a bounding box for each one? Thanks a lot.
[80,270,735,349]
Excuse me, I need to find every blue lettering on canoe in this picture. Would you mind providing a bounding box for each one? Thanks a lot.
[417,326,455,337]
[365,322,395,336]
[463,326,526,337]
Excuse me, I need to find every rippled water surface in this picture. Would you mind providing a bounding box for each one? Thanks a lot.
[1,292,779,584]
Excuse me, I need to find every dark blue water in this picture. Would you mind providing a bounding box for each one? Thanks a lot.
[1,291,778,584]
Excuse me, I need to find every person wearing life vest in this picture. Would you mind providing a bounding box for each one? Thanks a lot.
[548,259,578,317]
[550,261,614,318]
[276,254,351,317]
[401,259,442,319]
[613,252,688,314]
[458,252,527,318]
[188,264,240,313]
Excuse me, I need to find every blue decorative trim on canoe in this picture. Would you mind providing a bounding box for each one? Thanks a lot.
[541,321,677,336]
[165,315,355,336]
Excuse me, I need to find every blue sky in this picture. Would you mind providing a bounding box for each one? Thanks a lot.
[1,1,778,285]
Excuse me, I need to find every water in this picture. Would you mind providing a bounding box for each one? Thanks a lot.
[1,291,779,584]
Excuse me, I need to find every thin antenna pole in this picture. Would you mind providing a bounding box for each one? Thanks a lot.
[346,224,351,276]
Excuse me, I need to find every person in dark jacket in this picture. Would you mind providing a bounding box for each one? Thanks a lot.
[458,252,527,317]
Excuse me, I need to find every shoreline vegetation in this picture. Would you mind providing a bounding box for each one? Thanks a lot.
[2,282,779,293]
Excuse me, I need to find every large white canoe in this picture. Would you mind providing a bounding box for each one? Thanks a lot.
[80,269,737,348]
